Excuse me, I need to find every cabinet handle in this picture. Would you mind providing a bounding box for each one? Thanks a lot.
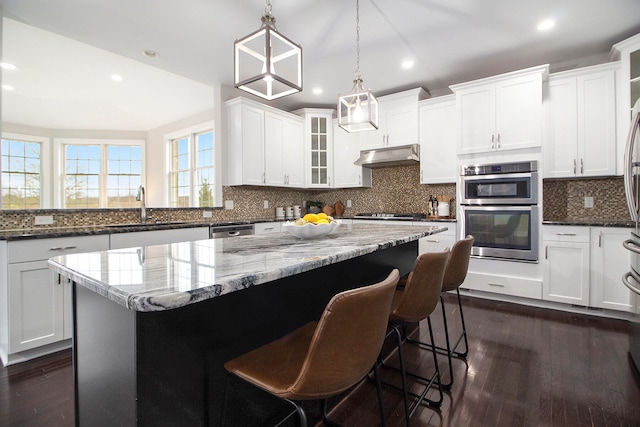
[580,158,584,175]
[488,283,505,288]
[555,233,576,236]
[545,245,548,259]
[264,227,274,231]
[496,133,501,149]
[491,134,495,150]
[425,239,441,243]
[598,232,602,248]
[262,173,265,184]
[573,159,577,175]
[359,175,362,185]
[49,246,78,251]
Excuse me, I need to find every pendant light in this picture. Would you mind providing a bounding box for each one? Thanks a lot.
[338,0,378,132]
[234,0,303,101]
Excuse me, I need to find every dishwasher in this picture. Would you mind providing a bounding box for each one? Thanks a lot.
[209,223,254,238]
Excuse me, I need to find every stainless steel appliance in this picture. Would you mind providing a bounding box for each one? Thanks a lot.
[461,161,538,205]
[621,98,640,372]
[460,161,539,262]
[210,223,254,238]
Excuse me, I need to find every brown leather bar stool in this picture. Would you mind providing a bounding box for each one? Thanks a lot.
[377,250,450,423]
[407,235,474,389]
[223,269,400,427]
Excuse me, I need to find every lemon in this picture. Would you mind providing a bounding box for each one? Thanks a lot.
[303,213,319,223]
[316,219,330,224]
[317,213,328,219]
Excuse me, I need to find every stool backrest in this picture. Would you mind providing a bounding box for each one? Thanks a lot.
[442,235,474,292]
[289,269,399,398]
[390,250,449,324]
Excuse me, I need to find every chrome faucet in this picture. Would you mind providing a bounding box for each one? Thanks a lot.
[136,185,146,224]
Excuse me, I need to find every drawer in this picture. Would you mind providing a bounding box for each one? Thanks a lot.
[8,235,110,263]
[413,221,456,236]
[254,222,282,234]
[461,272,542,299]
[543,225,590,243]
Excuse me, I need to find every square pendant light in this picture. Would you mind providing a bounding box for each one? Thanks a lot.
[234,2,302,101]
[337,0,378,132]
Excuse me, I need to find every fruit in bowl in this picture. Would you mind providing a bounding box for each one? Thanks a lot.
[283,214,341,239]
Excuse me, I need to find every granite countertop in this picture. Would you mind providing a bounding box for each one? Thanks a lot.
[47,223,447,312]
[542,219,635,228]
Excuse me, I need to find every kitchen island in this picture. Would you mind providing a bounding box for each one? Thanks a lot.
[47,223,447,426]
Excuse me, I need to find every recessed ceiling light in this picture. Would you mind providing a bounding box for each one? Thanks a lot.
[0,62,16,70]
[2,84,15,91]
[143,50,159,58]
[537,19,555,31]
[111,74,123,82]
[312,87,323,95]
[401,59,414,69]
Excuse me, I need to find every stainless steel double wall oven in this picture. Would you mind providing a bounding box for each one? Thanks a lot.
[460,161,539,262]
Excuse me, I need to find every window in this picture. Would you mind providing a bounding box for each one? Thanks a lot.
[168,122,215,207]
[55,139,144,208]
[1,134,50,209]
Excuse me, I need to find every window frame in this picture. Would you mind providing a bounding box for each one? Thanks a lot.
[1,132,52,209]
[165,121,220,208]
[53,138,145,209]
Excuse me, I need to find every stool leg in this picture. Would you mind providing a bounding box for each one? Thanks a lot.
[372,363,387,427]
[454,289,469,358]
[390,324,412,427]
[438,296,454,389]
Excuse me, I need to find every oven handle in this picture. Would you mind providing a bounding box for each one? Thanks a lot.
[622,271,640,296]
[623,239,640,255]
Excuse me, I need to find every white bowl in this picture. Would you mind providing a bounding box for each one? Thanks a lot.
[282,220,341,239]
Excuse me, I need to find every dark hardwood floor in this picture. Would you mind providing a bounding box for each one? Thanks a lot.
[1,294,639,426]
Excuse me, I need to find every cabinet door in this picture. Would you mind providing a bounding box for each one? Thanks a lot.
[333,121,371,188]
[577,70,616,177]
[254,222,282,234]
[457,85,494,154]
[283,117,305,187]
[307,115,332,188]
[543,241,590,305]
[242,105,266,186]
[544,78,579,178]
[264,111,286,186]
[382,97,419,147]
[419,97,457,184]
[495,74,542,151]
[590,228,635,311]
[8,261,64,353]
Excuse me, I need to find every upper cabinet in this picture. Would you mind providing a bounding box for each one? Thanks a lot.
[543,63,618,178]
[332,119,372,188]
[418,95,457,184]
[296,109,334,188]
[361,88,429,149]
[610,33,640,174]
[226,97,304,187]
[451,65,548,155]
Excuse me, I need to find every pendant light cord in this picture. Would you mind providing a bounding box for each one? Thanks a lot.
[355,0,362,81]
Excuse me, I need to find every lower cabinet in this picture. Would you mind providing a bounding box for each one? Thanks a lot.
[543,226,590,305]
[1,235,110,365]
[543,225,636,312]
[109,227,210,249]
[414,221,457,254]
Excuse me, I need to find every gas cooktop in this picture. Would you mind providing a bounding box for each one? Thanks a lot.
[354,213,427,220]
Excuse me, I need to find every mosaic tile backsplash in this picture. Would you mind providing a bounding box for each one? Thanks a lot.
[0,164,630,230]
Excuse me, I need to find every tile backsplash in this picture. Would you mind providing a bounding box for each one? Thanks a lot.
[0,165,631,230]
[543,176,631,222]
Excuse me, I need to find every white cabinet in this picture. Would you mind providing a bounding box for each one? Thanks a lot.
[109,227,210,250]
[544,63,617,178]
[590,227,636,312]
[297,109,334,188]
[1,235,109,364]
[254,222,282,234]
[332,119,372,188]
[413,221,457,254]
[451,65,547,154]
[419,96,457,184]
[543,226,590,305]
[226,97,305,187]
[361,88,429,149]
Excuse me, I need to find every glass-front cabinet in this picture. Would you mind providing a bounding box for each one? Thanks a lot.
[296,109,334,188]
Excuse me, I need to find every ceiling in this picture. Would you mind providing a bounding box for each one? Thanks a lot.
[2,0,640,129]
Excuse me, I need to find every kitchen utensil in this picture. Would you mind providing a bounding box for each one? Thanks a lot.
[322,204,335,216]
[334,201,345,218]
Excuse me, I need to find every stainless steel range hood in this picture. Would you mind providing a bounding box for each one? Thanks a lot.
[354,144,420,168]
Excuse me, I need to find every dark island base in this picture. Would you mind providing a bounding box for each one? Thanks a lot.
[73,241,418,426]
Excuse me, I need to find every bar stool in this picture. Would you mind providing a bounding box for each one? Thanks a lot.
[223,269,400,427]
[378,250,450,423]
[407,235,474,389]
